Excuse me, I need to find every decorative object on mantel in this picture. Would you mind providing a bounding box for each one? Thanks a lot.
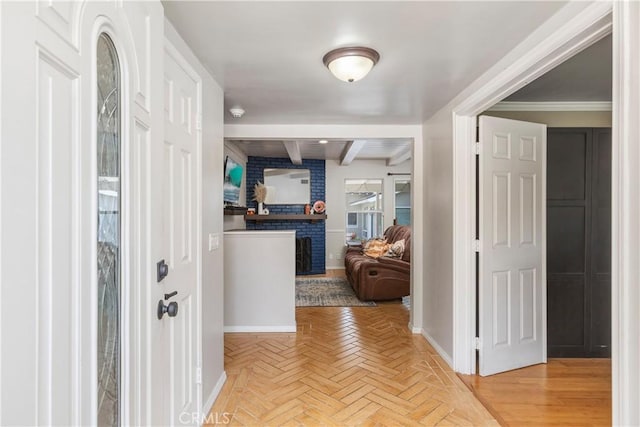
[304,204,311,215]
[312,200,326,214]
[252,181,269,215]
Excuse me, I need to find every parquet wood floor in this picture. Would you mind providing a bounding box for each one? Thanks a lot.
[208,300,498,426]
[458,359,611,427]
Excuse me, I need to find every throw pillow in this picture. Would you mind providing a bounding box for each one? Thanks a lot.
[385,239,405,259]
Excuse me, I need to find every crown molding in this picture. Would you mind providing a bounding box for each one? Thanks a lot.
[488,101,612,112]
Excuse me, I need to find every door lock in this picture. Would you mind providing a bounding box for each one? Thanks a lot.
[157,300,178,319]
[157,259,169,282]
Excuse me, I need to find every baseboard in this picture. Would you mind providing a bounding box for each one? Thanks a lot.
[408,323,421,334]
[201,371,227,422]
[325,266,345,270]
[223,325,296,333]
[421,329,454,369]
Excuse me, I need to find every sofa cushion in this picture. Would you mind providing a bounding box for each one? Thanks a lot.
[383,225,411,263]
[384,238,405,258]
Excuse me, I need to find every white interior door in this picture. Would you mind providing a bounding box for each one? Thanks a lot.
[160,42,202,425]
[478,115,546,376]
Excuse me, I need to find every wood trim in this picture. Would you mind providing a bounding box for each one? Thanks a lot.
[488,101,613,112]
[452,114,477,375]
[202,372,227,421]
[611,2,640,424]
[244,214,327,222]
[223,208,246,215]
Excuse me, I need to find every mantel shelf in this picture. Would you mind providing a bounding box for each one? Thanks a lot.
[244,214,327,222]
[224,208,247,216]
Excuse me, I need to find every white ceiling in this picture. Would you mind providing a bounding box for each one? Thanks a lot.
[165,1,608,164]
[163,1,568,126]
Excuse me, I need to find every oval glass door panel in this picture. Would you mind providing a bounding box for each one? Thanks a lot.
[97,33,121,427]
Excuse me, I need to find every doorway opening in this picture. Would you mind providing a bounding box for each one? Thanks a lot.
[473,33,612,374]
[456,7,612,422]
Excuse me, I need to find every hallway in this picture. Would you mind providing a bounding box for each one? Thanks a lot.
[208,302,497,426]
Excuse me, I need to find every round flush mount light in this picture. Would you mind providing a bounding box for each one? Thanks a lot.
[229,107,245,118]
[322,47,380,83]
[318,139,328,144]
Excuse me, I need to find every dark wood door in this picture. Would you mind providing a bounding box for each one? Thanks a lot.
[547,128,611,357]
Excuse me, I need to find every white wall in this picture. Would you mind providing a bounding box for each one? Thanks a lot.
[223,141,248,231]
[421,112,455,359]
[325,159,411,269]
[164,20,226,414]
[224,231,296,332]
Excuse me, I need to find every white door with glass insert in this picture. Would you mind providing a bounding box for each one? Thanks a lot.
[478,116,547,376]
[0,1,170,425]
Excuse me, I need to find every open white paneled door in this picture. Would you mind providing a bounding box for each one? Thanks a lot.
[478,116,547,376]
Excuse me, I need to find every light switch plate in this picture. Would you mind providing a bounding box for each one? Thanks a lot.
[208,233,220,251]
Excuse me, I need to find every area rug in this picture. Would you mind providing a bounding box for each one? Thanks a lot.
[295,277,376,307]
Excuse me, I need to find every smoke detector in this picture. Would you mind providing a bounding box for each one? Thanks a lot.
[229,107,245,118]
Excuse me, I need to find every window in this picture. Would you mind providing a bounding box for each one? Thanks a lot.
[97,33,121,427]
[345,179,384,243]
[394,179,411,225]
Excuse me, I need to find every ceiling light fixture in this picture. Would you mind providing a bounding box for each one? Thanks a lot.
[229,107,245,118]
[322,47,380,83]
[318,139,328,144]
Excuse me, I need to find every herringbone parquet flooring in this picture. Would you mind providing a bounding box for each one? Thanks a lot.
[208,301,498,426]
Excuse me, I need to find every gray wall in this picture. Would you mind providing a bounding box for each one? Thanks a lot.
[421,111,455,359]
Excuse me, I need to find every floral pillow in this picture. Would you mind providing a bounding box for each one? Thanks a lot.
[384,239,405,259]
[363,238,389,258]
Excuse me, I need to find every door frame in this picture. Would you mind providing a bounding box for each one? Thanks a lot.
[451,1,638,424]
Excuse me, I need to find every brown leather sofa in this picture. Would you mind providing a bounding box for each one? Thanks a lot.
[344,225,411,301]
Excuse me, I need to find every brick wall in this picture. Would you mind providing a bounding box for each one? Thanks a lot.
[246,157,326,275]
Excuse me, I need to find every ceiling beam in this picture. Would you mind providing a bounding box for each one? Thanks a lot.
[340,140,366,166]
[387,149,411,166]
[283,140,302,165]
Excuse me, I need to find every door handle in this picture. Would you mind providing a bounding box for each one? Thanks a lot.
[157,300,178,319]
